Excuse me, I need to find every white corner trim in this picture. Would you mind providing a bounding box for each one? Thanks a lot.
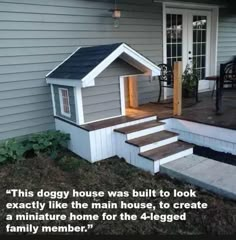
[50,84,56,116]
[46,47,81,78]
[58,88,71,118]
[74,87,80,125]
[212,7,219,76]
[74,86,84,125]
[119,76,126,116]
[46,78,82,87]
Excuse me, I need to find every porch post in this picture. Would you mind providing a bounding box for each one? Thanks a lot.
[173,61,182,116]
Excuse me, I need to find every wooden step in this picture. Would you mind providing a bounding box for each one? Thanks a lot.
[126,130,179,147]
[114,120,165,134]
[139,141,193,162]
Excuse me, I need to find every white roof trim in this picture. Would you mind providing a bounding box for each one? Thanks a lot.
[122,44,160,76]
[46,43,160,88]
[81,43,160,88]
[46,78,82,87]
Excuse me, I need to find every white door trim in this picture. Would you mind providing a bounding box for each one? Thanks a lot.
[119,76,126,116]
[162,2,219,99]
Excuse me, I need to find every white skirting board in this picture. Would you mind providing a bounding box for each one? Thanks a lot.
[88,116,156,162]
[55,116,156,163]
[161,118,236,155]
[55,119,92,161]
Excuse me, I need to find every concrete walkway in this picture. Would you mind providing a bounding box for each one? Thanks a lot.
[160,155,236,201]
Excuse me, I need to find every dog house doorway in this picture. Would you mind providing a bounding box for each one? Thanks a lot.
[123,76,139,114]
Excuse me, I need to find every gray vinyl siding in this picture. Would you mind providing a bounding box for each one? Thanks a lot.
[0,0,162,141]
[217,8,236,68]
[53,85,76,122]
[82,58,142,123]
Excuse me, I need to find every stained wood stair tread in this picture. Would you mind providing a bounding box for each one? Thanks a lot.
[139,141,193,161]
[126,130,179,147]
[114,120,165,134]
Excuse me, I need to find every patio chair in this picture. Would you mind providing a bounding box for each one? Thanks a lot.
[216,58,236,113]
[157,63,199,103]
[222,56,236,89]
[157,63,174,102]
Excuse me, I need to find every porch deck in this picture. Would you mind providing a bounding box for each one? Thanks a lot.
[80,90,236,131]
[128,90,236,130]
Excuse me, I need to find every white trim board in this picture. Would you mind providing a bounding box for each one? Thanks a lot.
[50,84,56,116]
[119,76,126,116]
[46,78,82,87]
[74,86,85,125]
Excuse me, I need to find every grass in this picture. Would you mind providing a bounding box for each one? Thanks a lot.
[0,153,235,235]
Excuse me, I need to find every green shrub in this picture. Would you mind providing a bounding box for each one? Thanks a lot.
[0,131,70,164]
[0,139,26,164]
[27,131,70,159]
[57,156,84,171]
[26,131,70,158]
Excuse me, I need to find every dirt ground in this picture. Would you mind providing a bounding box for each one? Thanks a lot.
[0,154,235,235]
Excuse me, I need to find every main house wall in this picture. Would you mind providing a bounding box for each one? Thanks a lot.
[217,8,236,68]
[0,0,162,141]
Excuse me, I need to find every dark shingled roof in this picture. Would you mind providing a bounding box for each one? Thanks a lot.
[47,43,123,80]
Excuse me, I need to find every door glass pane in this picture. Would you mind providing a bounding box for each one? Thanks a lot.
[192,15,207,80]
[166,14,183,84]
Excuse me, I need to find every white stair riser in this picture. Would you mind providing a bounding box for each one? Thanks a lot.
[122,143,140,165]
[115,134,128,159]
[136,155,156,174]
[117,142,154,173]
[127,125,165,140]
[135,149,193,174]
[139,136,178,152]
[160,148,193,165]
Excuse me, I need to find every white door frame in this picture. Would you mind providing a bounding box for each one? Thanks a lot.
[162,2,219,99]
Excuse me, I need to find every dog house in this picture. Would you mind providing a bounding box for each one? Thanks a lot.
[46,43,159,157]
[46,43,194,174]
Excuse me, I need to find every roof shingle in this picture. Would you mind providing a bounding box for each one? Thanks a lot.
[47,43,123,80]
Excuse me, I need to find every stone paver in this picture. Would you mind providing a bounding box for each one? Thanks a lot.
[160,155,236,200]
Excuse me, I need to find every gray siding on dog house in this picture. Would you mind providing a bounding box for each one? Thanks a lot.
[82,58,143,123]
[0,0,162,141]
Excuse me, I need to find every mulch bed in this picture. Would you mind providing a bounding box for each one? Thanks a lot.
[0,154,235,235]
[194,145,236,166]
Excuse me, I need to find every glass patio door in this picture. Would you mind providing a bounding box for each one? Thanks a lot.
[165,8,212,97]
